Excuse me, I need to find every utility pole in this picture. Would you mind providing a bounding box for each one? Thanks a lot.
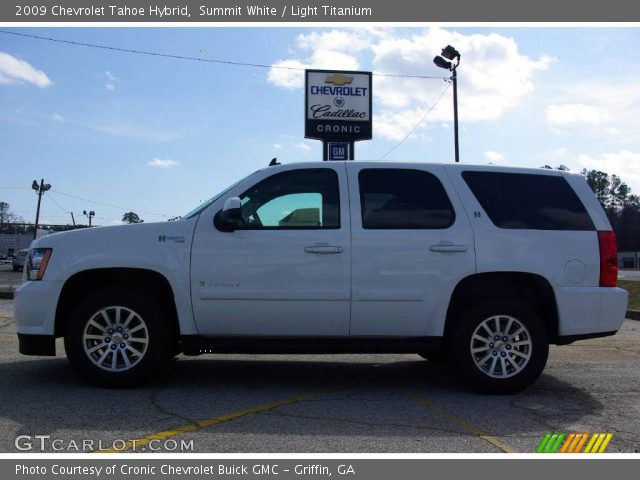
[70,212,76,226]
[31,179,51,239]
[83,210,95,227]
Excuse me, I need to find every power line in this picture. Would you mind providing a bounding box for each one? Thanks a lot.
[46,192,71,214]
[0,30,447,80]
[50,189,174,218]
[377,81,452,160]
[2,186,173,218]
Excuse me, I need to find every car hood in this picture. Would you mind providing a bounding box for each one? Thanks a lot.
[30,221,196,251]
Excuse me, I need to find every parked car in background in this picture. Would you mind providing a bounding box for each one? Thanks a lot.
[12,249,28,272]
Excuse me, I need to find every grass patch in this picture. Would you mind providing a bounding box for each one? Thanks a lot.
[618,280,640,311]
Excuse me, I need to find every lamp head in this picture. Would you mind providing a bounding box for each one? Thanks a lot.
[441,45,460,61]
[433,56,452,70]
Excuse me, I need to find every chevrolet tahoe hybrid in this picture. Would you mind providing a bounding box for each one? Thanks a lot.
[14,162,629,393]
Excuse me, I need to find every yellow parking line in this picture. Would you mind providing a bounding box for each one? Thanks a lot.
[94,389,332,453]
[406,392,516,453]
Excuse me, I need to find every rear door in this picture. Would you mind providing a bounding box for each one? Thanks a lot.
[346,164,475,336]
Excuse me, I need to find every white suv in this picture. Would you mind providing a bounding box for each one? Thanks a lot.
[14,162,628,393]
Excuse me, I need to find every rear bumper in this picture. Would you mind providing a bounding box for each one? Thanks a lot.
[556,286,628,336]
[18,333,56,356]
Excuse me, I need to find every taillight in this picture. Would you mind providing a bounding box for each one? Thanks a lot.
[597,231,618,287]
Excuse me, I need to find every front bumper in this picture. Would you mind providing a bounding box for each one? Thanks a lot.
[14,279,62,336]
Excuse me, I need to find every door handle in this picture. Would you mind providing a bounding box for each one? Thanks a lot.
[429,244,467,253]
[304,245,343,254]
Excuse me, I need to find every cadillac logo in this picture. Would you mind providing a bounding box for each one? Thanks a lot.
[334,97,345,107]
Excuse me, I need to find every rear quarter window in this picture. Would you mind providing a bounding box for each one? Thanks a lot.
[462,171,595,231]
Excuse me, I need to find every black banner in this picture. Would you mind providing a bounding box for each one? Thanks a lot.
[3,0,640,22]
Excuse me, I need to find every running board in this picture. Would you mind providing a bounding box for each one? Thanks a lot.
[180,335,443,356]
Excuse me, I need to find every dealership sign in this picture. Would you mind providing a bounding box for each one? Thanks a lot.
[305,69,372,144]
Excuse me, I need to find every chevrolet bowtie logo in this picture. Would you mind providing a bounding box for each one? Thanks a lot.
[325,74,353,86]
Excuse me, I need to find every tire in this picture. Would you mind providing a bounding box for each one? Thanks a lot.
[450,300,549,394]
[64,286,173,388]
[418,348,449,364]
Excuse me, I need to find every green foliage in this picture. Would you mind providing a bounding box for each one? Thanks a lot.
[122,212,144,224]
[580,169,640,251]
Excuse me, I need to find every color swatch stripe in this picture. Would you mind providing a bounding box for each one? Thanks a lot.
[537,432,613,453]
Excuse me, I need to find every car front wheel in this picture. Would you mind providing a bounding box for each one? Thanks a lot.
[64,287,173,388]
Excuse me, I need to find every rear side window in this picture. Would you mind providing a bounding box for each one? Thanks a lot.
[359,169,455,229]
[462,171,595,231]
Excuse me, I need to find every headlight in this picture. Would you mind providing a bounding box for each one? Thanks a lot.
[26,248,52,281]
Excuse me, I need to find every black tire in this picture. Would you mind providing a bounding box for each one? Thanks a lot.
[450,300,549,394]
[64,286,173,388]
[418,348,449,364]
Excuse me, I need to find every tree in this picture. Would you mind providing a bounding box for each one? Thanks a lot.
[0,201,21,225]
[581,169,611,207]
[122,212,143,224]
[580,169,640,251]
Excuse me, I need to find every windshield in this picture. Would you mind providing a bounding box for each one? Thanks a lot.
[182,170,261,219]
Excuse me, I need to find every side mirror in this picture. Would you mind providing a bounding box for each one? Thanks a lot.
[214,197,242,232]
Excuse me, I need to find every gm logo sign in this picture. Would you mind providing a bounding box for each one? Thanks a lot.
[328,142,350,161]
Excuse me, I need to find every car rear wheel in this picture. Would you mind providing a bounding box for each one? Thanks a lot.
[450,300,549,394]
[64,287,173,388]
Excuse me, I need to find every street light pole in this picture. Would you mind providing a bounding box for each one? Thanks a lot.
[433,45,461,163]
[83,210,95,227]
[452,65,460,164]
[32,179,51,239]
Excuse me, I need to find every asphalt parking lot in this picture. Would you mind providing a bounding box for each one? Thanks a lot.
[0,298,638,454]
[0,265,22,292]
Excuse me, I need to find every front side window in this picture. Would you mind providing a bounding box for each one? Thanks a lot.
[237,169,340,229]
[359,169,455,229]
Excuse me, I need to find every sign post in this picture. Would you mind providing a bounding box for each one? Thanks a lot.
[305,69,372,160]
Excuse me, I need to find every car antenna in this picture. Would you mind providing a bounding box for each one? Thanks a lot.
[269,158,281,166]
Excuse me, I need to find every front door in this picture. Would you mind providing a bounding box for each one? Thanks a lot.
[191,164,351,336]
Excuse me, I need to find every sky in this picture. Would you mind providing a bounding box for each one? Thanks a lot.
[1,26,640,225]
